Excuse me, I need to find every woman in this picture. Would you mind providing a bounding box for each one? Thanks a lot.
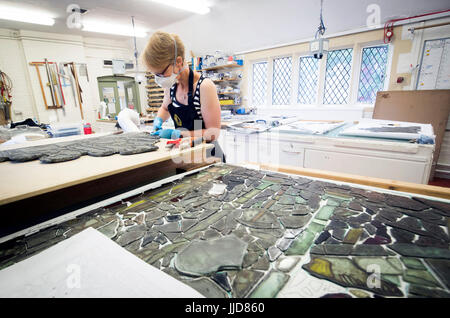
[141,31,224,161]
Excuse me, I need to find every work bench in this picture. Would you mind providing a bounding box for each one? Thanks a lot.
[0,132,214,237]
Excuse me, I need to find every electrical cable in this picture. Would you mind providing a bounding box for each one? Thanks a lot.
[315,0,326,39]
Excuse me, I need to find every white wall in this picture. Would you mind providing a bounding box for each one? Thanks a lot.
[0,28,141,131]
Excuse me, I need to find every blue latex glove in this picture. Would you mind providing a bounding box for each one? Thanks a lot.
[151,128,181,139]
[417,134,435,144]
[152,116,164,132]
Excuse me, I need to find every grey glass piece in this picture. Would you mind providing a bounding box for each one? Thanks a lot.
[97,220,119,239]
[232,270,264,298]
[352,244,394,256]
[201,228,222,240]
[242,252,260,268]
[385,195,428,211]
[276,238,294,251]
[184,277,228,298]
[236,210,281,229]
[174,235,248,276]
[279,215,311,229]
[115,229,145,247]
[155,222,181,233]
[268,246,282,262]
[251,255,270,271]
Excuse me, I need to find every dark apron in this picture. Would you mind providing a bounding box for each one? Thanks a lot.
[167,69,226,162]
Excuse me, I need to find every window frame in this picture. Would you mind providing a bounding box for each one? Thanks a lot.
[296,54,321,106]
[248,41,392,109]
[250,59,269,107]
[322,46,355,106]
[271,54,294,106]
[353,42,391,105]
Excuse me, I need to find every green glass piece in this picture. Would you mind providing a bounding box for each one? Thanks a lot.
[314,205,336,221]
[326,198,341,207]
[308,222,326,234]
[278,195,295,205]
[403,269,442,288]
[381,274,401,286]
[285,230,316,255]
[250,271,290,298]
[236,196,250,204]
[354,257,403,275]
[257,182,273,190]
[295,197,307,204]
[244,189,262,199]
[401,257,426,270]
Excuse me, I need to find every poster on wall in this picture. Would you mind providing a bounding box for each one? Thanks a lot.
[417,38,450,90]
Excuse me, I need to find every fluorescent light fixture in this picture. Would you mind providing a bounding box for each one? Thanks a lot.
[0,6,55,26]
[150,0,211,15]
[82,21,148,37]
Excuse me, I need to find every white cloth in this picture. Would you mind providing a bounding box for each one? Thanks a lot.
[117,108,140,132]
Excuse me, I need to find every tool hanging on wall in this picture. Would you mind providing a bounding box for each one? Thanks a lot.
[29,61,64,111]
[66,62,85,120]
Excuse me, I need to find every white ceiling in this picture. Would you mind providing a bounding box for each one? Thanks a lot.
[0,0,204,39]
[0,0,449,53]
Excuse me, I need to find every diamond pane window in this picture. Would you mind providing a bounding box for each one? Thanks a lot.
[272,57,292,105]
[298,56,319,104]
[323,49,353,104]
[357,46,389,103]
[252,62,268,106]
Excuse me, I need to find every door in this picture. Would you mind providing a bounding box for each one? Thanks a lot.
[98,82,120,116]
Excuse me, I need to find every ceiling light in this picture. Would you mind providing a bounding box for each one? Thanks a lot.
[82,21,148,37]
[150,0,211,15]
[0,5,55,26]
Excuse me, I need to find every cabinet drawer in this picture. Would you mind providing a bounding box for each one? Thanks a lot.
[304,149,427,183]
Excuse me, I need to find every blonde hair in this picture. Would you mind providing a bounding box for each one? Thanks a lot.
[141,31,185,70]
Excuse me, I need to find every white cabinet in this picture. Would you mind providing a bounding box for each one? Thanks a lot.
[304,149,428,183]
[220,129,434,184]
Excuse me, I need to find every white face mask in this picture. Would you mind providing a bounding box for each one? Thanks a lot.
[154,36,186,88]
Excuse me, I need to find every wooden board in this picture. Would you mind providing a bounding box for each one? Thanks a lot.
[373,90,450,180]
[251,163,450,200]
[0,134,214,205]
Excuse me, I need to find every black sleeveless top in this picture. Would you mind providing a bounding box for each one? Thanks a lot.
[167,68,206,131]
